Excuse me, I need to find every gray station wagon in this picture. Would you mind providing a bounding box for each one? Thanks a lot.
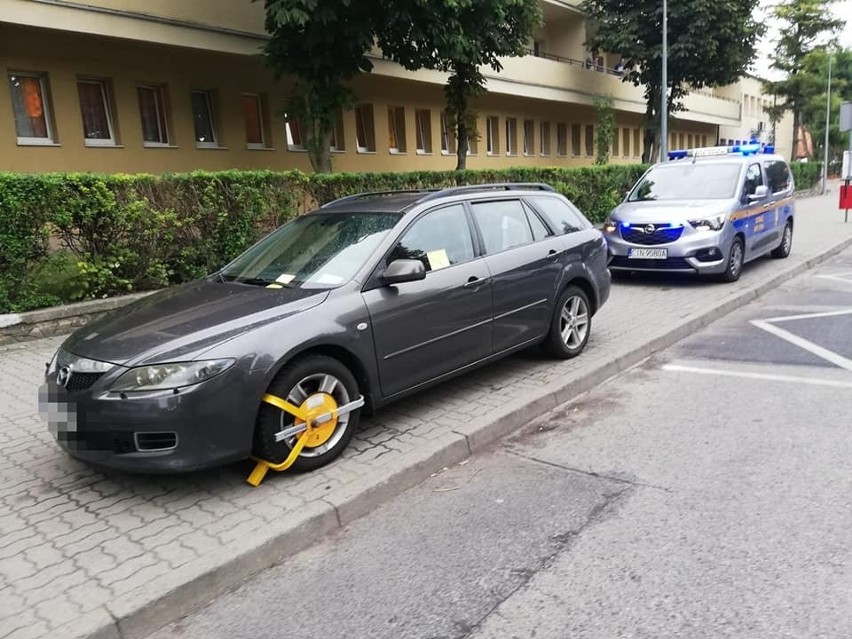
[41,184,610,474]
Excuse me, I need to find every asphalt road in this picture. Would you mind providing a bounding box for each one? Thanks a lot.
[146,249,852,639]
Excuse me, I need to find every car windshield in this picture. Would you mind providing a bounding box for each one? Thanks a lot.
[628,162,742,201]
[219,212,402,289]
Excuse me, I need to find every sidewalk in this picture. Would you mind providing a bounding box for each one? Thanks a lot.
[2,190,851,639]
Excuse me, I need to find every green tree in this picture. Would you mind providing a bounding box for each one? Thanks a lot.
[763,0,843,161]
[800,48,852,172]
[378,0,542,170]
[582,0,764,163]
[260,0,382,173]
[594,95,615,165]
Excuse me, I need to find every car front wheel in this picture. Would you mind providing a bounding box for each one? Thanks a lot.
[253,355,361,472]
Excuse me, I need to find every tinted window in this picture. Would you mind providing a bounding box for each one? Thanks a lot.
[388,204,474,272]
[471,200,533,254]
[764,160,791,193]
[744,163,764,196]
[528,196,589,234]
[524,202,551,241]
[629,163,742,201]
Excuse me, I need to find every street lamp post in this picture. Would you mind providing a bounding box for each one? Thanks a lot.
[822,52,833,194]
[661,0,668,161]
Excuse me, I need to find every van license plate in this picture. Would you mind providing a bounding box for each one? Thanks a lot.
[629,248,667,259]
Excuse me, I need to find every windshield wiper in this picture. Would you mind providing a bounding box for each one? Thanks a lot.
[234,277,296,288]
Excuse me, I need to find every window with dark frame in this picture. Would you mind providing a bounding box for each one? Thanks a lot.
[523,119,535,156]
[571,124,582,156]
[557,123,568,156]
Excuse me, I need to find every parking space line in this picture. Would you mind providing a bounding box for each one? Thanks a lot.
[760,308,852,323]
[816,272,852,285]
[750,318,852,372]
[662,364,852,388]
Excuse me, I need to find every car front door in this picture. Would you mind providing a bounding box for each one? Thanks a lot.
[362,203,492,398]
[742,161,775,258]
[469,198,564,354]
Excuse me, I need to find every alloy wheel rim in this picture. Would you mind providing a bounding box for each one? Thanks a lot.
[278,373,351,457]
[783,225,792,253]
[730,242,743,276]
[560,295,589,349]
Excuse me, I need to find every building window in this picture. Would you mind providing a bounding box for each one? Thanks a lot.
[540,121,551,156]
[678,132,685,149]
[612,127,620,157]
[440,111,456,155]
[242,94,266,149]
[285,116,304,150]
[701,135,707,147]
[415,109,432,154]
[556,123,568,156]
[687,134,693,149]
[190,90,218,147]
[388,106,407,153]
[506,118,518,155]
[355,104,376,153]
[584,124,594,156]
[467,124,478,155]
[330,113,345,152]
[622,128,630,157]
[9,72,55,145]
[633,129,641,157]
[137,84,170,146]
[486,116,499,155]
[571,124,582,156]
[523,119,535,156]
[77,79,116,146]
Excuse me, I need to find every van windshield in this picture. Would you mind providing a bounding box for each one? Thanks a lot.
[628,162,742,201]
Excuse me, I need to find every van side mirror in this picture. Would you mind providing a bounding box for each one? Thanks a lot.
[383,259,426,285]
[748,184,770,201]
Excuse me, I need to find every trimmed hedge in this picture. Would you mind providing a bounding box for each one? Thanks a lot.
[0,163,649,313]
[790,161,822,192]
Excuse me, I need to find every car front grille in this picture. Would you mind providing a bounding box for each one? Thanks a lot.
[609,256,694,271]
[621,225,684,245]
[64,372,105,392]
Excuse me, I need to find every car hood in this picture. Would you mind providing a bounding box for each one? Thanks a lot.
[611,199,735,223]
[62,280,329,366]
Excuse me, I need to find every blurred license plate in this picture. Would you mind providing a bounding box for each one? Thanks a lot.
[629,248,667,259]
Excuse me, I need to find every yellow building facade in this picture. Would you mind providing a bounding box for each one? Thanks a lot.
[0,0,789,174]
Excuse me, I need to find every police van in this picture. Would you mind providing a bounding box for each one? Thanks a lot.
[604,143,795,282]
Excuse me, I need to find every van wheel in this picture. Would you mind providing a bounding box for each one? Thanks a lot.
[253,356,360,472]
[771,220,793,259]
[544,286,591,359]
[719,236,744,283]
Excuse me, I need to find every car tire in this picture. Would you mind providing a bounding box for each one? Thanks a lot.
[253,355,360,472]
[771,220,793,259]
[719,236,745,283]
[543,285,592,359]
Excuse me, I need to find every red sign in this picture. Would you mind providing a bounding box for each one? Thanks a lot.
[841,184,852,209]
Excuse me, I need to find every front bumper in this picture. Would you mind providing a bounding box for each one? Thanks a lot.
[40,364,258,473]
[605,225,731,275]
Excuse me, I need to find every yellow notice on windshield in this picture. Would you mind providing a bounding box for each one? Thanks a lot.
[426,249,451,271]
[267,273,295,289]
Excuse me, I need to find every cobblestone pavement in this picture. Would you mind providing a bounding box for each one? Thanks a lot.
[1,192,850,639]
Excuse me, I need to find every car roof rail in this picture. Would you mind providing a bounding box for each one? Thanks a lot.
[320,189,438,208]
[416,182,556,204]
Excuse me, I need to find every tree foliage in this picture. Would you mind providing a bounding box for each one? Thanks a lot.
[593,95,615,165]
[799,48,852,172]
[377,0,541,170]
[763,0,844,161]
[582,0,764,162]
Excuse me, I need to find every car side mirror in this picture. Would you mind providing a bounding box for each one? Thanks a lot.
[383,259,426,285]
[748,185,769,201]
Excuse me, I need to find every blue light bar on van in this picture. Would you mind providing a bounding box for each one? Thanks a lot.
[668,143,775,160]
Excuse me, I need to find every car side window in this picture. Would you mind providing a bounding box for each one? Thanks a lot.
[527,196,590,234]
[387,204,474,272]
[523,202,552,241]
[764,160,791,194]
[470,200,534,254]
[744,163,764,197]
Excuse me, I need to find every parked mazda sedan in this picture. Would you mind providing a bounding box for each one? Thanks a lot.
[41,184,610,473]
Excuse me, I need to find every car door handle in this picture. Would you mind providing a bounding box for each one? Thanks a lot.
[762,203,773,210]
[463,276,489,289]
[547,249,562,260]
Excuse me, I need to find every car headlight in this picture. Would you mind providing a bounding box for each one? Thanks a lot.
[111,359,235,392]
[603,218,617,233]
[688,214,726,232]
[50,349,114,373]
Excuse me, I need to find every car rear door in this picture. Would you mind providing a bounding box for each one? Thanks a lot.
[362,203,492,398]
[469,198,564,354]
[763,158,794,231]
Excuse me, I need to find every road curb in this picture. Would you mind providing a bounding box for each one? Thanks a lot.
[53,232,852,639]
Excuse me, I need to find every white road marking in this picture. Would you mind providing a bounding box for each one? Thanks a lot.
[760,308,852,323]
[750,318,852,372]
[816,272,852,285]
[662,364,852,388]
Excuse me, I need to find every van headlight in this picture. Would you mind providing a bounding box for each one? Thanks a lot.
[111,359,235,392]
[688,214,726,232]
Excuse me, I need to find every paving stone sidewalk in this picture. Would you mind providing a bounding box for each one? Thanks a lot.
[2,190,850,639]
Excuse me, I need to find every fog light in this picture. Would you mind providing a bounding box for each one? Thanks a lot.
[694,248,722,262]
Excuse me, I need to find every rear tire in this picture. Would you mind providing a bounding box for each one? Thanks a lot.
[771,220,793,259]
[253,355,360,472]
[719,236,744,283]
[544,285,592,359]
